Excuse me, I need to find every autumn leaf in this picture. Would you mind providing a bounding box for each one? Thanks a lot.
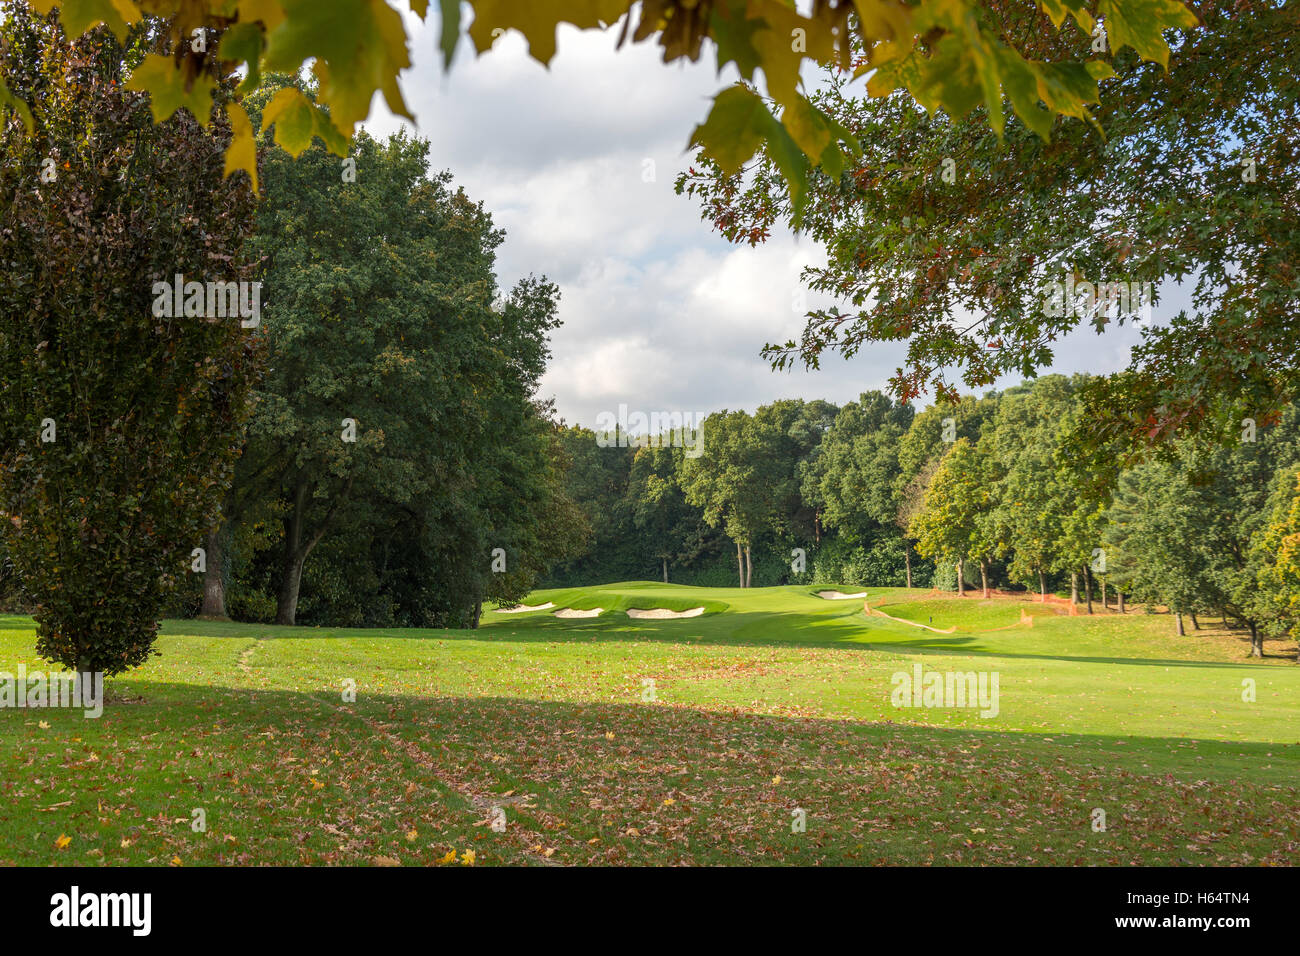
[55,834,71,850]
[28,0,140,42]
[223,102,259,192]
[124,54,215,127]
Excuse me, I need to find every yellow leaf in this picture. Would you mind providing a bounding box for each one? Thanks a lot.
[466,0,630,65]
[237,0,286,30]
[125,54,215,126]
[662,798,675,806]
[38,720,50,730]
[30,0,141,42]
[437,849,456,864]
[55,834,72,850]
[223,101,259,192]
[459,849,475,866]
[169,855,183,866]
[405,829,418,841]
[771,775,782,785]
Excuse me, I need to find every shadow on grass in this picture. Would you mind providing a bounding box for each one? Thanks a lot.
[27,676,1300,792]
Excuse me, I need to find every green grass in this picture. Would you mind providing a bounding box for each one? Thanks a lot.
[1,583,1296,866]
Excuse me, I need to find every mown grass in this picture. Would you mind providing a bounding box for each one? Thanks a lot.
[1,583,1296,866]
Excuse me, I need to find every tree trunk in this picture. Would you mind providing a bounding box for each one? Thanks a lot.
[1174,611,1185,636]
[1070,571,1078,606]
[1038,569,1046,601]
[273,476,346,626]
[745,544,753,589]
[1118,590,1126,613]
[200,526,227,619]
[662,557,668,584]
[736,540,744,588]
[276,482,308,626]
[1249,621,1262,658]
[1100,578,1107,611]
[471,600,482,629]
[1084,566,1093,614]
[979,558,990,599]
[814,510,821,545]
[904,544,912,589]
[275,552,305,626]
[956,559,965,597]
[1190,611,1200,630]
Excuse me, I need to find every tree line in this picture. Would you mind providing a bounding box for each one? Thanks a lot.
[546,377,1300,657]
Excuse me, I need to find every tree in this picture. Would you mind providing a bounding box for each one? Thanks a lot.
[0,11,256,675]
[546,426,636,585]
[680,409,766,587]
[985,380,1075,599]
[3,2,1198,217]
[628,446,694,583]
[804,391,913,576]
[1103,424,1296,652]
[232,89,571,625]
[910,437,996,596]
[1253,468,1300,660]
[680,0,1294,444]
[1102,461,1201,630]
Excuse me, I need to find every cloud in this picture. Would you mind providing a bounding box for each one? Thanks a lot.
[362,13,1160,428]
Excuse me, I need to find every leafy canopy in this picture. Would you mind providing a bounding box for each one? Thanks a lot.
[3,0,1197,210]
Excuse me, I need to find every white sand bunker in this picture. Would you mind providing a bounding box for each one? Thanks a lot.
[554,607,603,619]
[494,602,555,613]
[626,606,705,620]
[817,590,867,600]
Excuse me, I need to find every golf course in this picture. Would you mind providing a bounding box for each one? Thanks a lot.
[3,583,1295,867]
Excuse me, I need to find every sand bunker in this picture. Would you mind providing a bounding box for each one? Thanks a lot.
[494,602,555,613]
[626,606,705,620]
[817,590,867,600]
[554,607,603,619]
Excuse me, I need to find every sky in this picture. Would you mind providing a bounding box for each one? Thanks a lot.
[362,11,1160,433]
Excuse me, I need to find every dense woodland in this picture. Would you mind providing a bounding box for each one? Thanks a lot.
[545,382,1300,657]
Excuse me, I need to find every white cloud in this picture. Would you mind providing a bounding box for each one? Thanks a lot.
[362,11,1154,428]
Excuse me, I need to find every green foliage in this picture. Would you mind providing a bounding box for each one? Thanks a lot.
[1254,468,1300,647]
[6,1,1197,212]
[680,1,1293,441]
[226,110,580,626]
[0,10,256,674]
